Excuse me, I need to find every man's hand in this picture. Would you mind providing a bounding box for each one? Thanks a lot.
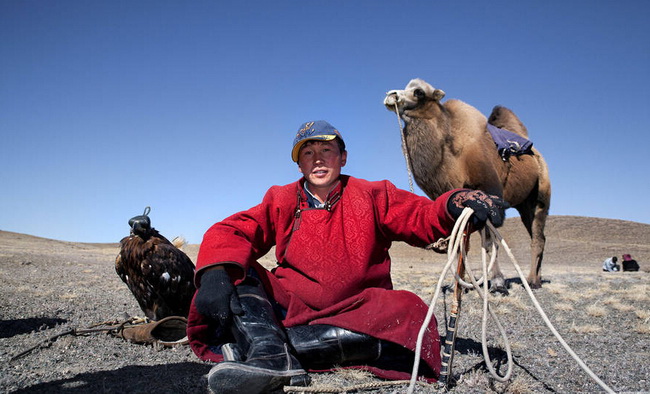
[447,189,510,229]
[194,268,243,326]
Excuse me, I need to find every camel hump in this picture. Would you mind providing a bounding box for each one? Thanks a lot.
[488,105,529,138]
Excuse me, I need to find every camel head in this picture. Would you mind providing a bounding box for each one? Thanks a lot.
[384,79,446,116]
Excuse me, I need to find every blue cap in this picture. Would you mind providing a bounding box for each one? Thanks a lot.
[291,120,344,162]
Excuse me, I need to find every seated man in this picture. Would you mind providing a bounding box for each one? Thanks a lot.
[602,256,619,272]
[187,120,508,393]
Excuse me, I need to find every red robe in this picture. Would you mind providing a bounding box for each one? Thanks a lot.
[187,175,457,382]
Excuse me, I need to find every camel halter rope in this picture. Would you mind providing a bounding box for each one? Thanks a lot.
[392,104,416,193]
[407,208,616,394]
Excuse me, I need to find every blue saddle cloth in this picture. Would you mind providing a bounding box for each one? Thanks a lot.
[486,123,534,161]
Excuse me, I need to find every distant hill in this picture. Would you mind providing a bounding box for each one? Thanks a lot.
[2,215,648,272]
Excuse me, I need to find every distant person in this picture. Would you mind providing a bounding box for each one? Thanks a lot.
[622,254,640,272]
[602,256,619,272]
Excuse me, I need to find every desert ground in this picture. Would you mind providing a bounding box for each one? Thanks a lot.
[1,215,649,393]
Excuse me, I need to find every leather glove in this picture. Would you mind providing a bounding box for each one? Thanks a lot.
[447,189,510,229]
[194,268,243,327]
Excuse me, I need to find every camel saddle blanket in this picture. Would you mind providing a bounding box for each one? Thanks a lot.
[486,123,533,161]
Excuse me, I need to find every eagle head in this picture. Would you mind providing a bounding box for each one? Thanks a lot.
[129,206,152,237]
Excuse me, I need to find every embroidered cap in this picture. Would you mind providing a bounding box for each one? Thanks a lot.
[291,120,345,162]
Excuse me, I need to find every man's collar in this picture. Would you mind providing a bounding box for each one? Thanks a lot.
[302,179,342,209]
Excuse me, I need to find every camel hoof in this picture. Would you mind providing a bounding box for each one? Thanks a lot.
[528,281,542,290]
[488,277,509,296]
[489,285,509,296]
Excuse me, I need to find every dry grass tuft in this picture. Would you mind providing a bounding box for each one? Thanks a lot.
[560,292,581,303]
[544,282,568,294]
[490,293,528,310]
[585,304,608,317]
[569,321,602,334]
[311,368,382,390]
[171,236,186,249]
[460,300,483,317]
[553,302,574,312]
[635,310,650,320]
[612,302,636,312]
[622,284,650,302]
[495,306,513,315]
[457,369,490,390]
[581,288,604,298]
[509,340,529,353]
[635,322,650,335]
[504,375,538,394]
[331,368,375,381]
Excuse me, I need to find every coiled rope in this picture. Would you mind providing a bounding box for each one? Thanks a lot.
[408,207,616,394]
[285,209,615,393]
[389,99,613,392]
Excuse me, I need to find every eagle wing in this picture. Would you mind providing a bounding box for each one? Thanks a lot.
[142,239,196,319]
[116,235,196,320]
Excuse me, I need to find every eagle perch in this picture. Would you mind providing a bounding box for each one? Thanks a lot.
[115,207,196,320]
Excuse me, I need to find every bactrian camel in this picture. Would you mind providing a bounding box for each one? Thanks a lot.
[384,78,551,290]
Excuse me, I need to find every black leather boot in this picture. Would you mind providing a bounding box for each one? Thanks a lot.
[207,279,310,394]
[286,324,382,370]
[287,325,436,377]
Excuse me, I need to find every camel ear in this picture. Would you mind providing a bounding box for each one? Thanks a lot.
[433,89,445,101]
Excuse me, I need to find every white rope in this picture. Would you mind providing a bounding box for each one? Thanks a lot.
[408,208,616,394]
[462,232,513,382]
[408,208,475,392]
[393,104,415,193]
[484,220,616,394]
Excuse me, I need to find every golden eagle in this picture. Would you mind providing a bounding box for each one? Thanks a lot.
[115,207,196,320]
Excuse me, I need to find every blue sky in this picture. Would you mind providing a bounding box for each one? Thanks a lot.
[1,1,649,244]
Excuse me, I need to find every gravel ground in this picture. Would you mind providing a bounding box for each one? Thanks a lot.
[1,216,649,393]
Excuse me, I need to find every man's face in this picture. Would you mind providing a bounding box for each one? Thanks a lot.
[297,140,347,194]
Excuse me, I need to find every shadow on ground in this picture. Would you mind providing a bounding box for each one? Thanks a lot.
[0,317,68,339]
[445,336,556,392]
[504,277,552,288]
[12,362,212,393]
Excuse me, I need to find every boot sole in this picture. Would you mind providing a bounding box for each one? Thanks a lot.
[208,362,309,394]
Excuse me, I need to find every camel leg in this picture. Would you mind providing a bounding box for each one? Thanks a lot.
[527,203,548,289]
[486,232,509,295]
[517,196,548,289]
